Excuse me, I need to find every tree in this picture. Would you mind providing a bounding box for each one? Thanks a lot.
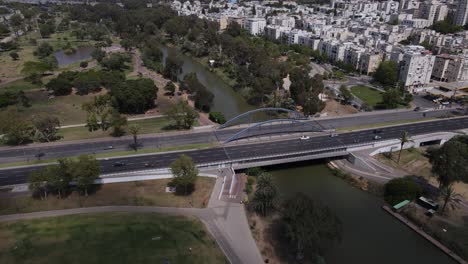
[170,154,198,195]
[163,54,183,81]
[281,193,342,261]
[373,61,398,87]
[109,109,128,137]
[163,101,199,129]
[0,107,34,145]
[120,38,133,51]
[46,159,73,199]
[439,185,462,213]
[73,70,102,95]
[100,53,132,71]
[397,131,412,163]
[339,85,353,104]
[128,125,140,151]
[82,95,112,132]
[110,78,157,114]
[46,77,73,96]
[28,170,48,200]
[381,88,401,109]
[10,14,23,36]
[428,135,468,188]
[91,48,106,62]
[384,177,422,205]
[80,61,88,68]
[32,114,61,142]
[164,81,176,95]
[72,155,100,196]
[35,42,53,58]
[251,172,278,216]
[9,52,19,61]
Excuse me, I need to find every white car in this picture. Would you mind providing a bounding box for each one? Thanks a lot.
[300,136,310,140]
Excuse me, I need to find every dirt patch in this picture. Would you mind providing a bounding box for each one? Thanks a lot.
[321,100,358,117]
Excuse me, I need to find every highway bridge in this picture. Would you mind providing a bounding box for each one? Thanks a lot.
[0,108,460,164]
[1,116,468,187]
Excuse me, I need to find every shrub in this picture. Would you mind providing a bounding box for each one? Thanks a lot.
[384,176,422,205]
[209,112,226,124]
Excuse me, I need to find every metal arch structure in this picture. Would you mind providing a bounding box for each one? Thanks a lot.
[223,119,322,144]
[219,108,307,129]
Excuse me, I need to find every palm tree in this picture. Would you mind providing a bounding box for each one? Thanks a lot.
[128,125,141,151]
[440,185,462,213]
[397,131,412,164]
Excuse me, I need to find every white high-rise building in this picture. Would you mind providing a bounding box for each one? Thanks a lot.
[244,18,266,36]
[455,0,468,26]
[399,46,435,92]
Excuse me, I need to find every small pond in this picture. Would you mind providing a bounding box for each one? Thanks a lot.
[54,46,94,66]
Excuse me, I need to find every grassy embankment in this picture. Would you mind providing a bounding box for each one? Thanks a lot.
[350,85,383,108]
[0,212,228,264]
[0,177,216,215]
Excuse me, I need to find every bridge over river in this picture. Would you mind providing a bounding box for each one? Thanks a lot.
[1,116,468,187]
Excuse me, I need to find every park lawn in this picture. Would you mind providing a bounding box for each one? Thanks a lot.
[0,45,36,79]
[38,31,95,51]
[350,85,383,108]
[0,212,228,264]
[18,89,102,125]
[0,79,41,92]
[58,117,174,141]
[0,177,216,215]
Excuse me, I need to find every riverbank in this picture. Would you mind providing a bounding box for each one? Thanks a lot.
[383,205,467,264]
[330,154,468,263]
[245,162,456,263]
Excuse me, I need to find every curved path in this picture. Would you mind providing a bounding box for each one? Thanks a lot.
[0,176,264,264]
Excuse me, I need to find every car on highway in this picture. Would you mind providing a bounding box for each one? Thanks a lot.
[144,163,154,168]
[104,146,114,150]
[330,133,338,137]
[113,161,126,167]
[300,135,310,140]
[374,135,382,140]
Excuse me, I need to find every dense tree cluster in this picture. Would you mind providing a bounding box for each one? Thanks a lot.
[0,107,61,145]
[110,78,157,114]
[64,4,325,114]
[0,91,30,109]
[181,73,214,112]
[29,155,100,199]
[373,61,398,87]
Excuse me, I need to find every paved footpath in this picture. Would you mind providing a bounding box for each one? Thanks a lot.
[0,174,263,264]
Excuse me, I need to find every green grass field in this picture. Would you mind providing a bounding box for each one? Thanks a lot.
[0,213,228,264]
[0,79,41,93]
[350,85,383,108]
[58,117,174,141]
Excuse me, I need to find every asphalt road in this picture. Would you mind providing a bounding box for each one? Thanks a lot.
[0,109,460,164]
[1,116,468,187]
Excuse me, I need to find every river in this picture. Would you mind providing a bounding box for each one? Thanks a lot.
[271,162,455,264]
[159,46,254,119]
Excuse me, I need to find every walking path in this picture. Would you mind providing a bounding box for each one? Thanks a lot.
[0,172,263,264]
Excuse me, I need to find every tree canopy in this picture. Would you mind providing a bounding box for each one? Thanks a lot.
[170,154,198,195]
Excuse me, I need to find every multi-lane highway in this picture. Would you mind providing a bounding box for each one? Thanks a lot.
[1,116,468,187]
[0,109,460,164]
